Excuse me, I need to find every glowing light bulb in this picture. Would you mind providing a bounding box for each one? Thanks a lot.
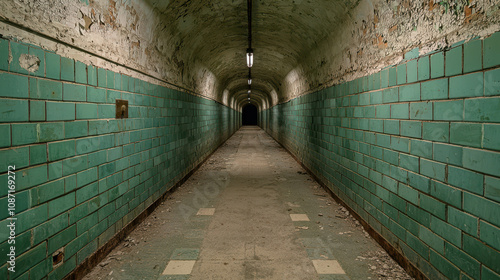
[246,48,253,67]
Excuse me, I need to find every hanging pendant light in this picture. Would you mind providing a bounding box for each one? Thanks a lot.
[246,0,253,68]
[246,48,253,68]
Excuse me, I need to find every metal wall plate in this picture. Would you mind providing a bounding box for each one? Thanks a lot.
[116,99,128,118]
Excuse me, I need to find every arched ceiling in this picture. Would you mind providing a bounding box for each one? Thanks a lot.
[145,0,360,109]
[3,0,498,112]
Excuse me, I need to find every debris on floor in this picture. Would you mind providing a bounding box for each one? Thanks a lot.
[123,237,139,247]
[83,129,414,280]
[358,250,413,280]
[313,193,327,197]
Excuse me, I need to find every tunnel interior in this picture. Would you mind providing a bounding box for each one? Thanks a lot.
[0,0,499,279]
[242,104,258,125]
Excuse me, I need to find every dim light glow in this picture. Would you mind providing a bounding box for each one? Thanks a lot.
[248,78,252,85]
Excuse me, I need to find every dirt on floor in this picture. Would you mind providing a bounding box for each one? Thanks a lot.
[84,127,413,280]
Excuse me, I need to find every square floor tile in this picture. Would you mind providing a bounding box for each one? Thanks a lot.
[170,248,200,260]
[162,260,196,275]
[312,260,346,274]
[196,208,215,215]
[290,214,310,221]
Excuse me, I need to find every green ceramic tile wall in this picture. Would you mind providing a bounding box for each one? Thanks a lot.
[0,38,240,279]
[260,33,500,280]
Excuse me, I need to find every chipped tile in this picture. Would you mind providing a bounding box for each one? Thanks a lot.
[197,208,216,215]
[162,260,196,275]
[312,260,346,274]
[290,214,310,221]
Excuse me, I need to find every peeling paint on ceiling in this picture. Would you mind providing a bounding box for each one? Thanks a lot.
[0,0,499,110]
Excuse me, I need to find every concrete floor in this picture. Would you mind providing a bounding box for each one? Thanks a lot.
[84,127,412,280]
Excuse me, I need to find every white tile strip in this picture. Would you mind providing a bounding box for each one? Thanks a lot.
[196,208,216,216]
[312,260,346,274]
[162,260,196,275]
[290,214,310,221]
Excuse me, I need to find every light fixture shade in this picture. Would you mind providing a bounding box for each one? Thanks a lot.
[248,78,252,85]
[248,97,250,100]
[247,90,251,94]
[246,48,253,67]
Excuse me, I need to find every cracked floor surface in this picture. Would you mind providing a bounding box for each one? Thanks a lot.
[84,126,412,280]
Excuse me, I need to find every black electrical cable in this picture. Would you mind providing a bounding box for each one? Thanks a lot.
[247,0,252,49]
[247,0,252,88]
